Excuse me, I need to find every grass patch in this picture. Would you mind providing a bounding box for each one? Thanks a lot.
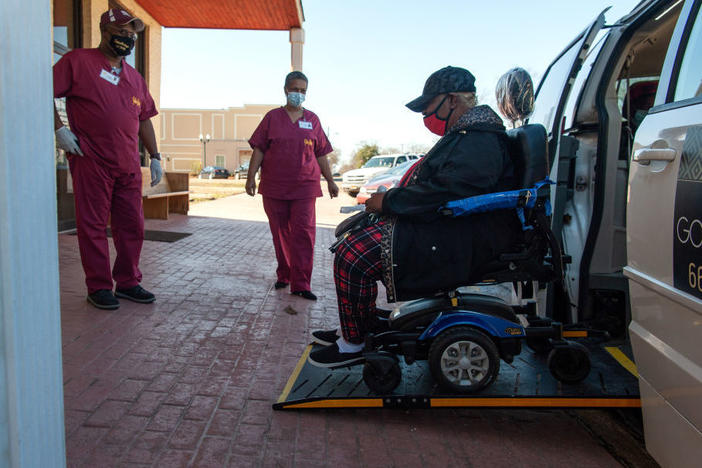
[189,192,244,204]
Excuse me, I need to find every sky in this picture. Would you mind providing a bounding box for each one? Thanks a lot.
[160,0,642,163]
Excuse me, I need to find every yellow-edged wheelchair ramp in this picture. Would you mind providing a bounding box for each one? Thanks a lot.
[274,342,640,410]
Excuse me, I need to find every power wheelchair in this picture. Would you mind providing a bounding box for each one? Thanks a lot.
[332,123,594,395]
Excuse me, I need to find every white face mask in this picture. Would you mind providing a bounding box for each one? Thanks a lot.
[287,92,305,107]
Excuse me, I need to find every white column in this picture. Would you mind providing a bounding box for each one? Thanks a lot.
[290,27,305,72]
[0,0,66,466]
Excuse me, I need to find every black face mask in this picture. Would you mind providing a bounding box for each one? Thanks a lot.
[109,34,135,56]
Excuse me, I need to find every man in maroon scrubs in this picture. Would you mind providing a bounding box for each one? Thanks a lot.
[53,9,162,310]
[247,71,338,301]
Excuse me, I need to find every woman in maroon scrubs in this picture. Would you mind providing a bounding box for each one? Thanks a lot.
[247,71,338,300]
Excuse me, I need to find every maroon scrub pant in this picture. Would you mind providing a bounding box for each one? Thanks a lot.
[262,196,316,292]
[69,155,144,294]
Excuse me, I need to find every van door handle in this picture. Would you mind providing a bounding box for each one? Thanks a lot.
[633,147,677,165]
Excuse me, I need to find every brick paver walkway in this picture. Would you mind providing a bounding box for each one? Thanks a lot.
[59,212,629,467]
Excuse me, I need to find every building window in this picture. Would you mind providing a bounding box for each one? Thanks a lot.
[53,0,82,231]
[53,0,80,53]
[53,0,81,169]
[215,155,225,167]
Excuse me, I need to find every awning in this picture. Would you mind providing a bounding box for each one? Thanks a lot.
[134,0,304,30]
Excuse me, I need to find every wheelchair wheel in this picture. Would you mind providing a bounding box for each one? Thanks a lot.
[547,342,591,384]
[428,327,500,393]
[363,361,401,394]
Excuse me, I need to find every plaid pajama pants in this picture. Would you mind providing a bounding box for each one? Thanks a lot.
[333,220,387,344]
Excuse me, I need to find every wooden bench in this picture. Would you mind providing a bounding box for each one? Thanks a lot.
[141,167,189,219]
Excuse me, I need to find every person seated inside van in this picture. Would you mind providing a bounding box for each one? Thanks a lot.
[626,80,658,132]
[308,66,530,368]
[621,80,658,159]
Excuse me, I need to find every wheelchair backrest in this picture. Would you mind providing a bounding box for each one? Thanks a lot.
[505,124,549,189]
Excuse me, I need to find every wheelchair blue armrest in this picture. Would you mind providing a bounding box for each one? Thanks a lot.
[440,179,554,230]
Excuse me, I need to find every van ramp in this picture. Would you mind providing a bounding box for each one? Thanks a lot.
[274,341,640,410]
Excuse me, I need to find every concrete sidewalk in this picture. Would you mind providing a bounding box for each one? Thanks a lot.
[59,197,650,467]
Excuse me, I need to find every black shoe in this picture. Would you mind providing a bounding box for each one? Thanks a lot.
[274,281,289,289]
[114,285,155,304]
[311,329,339,346]
[292,290,317,301]
[308,343,364,368]
[87,289,120,310]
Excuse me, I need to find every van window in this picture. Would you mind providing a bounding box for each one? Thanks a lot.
[396,156,407,164]
[531,41,583,133]
[674,11,702,101]
[562,31,608,130]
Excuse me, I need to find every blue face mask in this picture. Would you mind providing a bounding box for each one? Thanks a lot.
[287,92,305,107]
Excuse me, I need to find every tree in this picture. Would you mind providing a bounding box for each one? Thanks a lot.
[338,162,356,173]
[351,143,379,168]
[191,161,202,175]
[406,143,432,154]
[326,149,341,168]
[380,146,402,154]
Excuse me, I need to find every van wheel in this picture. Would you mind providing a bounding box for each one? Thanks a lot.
[547,343,591,384]
[348,191,359,198]
[428,327,500,393]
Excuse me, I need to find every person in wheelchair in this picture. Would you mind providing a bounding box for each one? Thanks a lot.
[309,66,524,367]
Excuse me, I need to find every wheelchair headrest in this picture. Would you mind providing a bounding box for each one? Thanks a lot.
[505,124,549,188]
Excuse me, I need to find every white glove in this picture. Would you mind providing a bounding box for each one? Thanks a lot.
[150,157,163,187]
[55,126,84,156]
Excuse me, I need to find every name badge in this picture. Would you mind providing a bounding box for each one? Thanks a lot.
[100,69,120,85]
[298,120,313,130]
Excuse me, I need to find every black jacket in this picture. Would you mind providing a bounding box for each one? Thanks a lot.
[379,105,521,302]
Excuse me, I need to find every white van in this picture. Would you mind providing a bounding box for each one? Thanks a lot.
[625,1,702,466]
[530,0,701,465]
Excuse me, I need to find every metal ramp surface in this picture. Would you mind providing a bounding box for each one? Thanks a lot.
[274,341,640,410]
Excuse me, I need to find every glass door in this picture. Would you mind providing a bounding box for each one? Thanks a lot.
[53,0,81,231]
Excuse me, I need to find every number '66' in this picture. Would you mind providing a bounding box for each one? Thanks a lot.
[690,263,702,292]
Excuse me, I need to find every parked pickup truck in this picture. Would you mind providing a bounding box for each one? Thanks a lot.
[341,153,421,197]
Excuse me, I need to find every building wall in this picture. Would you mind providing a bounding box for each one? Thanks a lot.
[160,104,277,173]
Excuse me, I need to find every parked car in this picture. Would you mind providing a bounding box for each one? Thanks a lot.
[234,162,249,179]
[341,153,421,197]
[198,166,230,179]
[529,1,701,465]
[356,159,418,204]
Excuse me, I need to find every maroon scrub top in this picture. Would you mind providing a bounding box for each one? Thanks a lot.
[249,107,333,200]
[53,48,158,173]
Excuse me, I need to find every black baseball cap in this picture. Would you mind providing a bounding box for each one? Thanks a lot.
[406,66,477,112]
